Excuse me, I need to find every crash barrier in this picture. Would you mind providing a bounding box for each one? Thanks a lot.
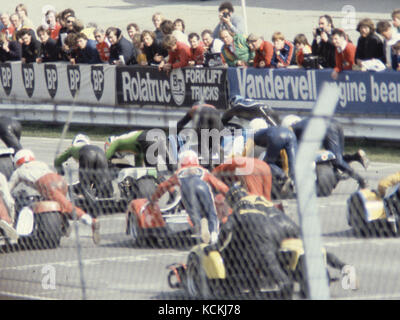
[0,62,400,140]
[4,114,400,301]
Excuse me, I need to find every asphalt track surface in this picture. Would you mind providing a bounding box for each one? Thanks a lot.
[0,136,400,301]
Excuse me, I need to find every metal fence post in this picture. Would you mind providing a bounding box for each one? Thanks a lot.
[295,82,340,299]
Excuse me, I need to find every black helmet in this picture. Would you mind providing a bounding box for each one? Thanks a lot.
[225,183,248,208]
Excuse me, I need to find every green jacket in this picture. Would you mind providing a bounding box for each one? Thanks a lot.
[54,145,83,173]
[221,34,254,67]
[105,130,145,166]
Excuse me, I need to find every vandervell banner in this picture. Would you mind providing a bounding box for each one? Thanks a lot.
[116,66,228,109]
[227,68,400,116]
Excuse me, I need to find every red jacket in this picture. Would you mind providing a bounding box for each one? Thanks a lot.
[190,42,206,65]
[168,41,191,69]
[151,165,229,203]
[334,41,356,72]
[253,40,274,68]
[213,156,272,201]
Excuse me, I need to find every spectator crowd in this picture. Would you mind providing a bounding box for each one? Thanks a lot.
[1,2,400,78]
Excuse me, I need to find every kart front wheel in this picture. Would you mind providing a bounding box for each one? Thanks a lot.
[185,253,211,298]
[128,213,146,247]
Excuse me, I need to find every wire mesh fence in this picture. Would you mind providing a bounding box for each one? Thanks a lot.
[1,113,400,301]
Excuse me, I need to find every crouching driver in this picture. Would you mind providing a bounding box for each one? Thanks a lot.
[150,150,229,244]
[9,149,101,244]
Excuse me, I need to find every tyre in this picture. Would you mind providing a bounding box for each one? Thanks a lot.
[128,213,146,247]
[185,253,209,298]
[20,212,63,250]
[316,163,337,197]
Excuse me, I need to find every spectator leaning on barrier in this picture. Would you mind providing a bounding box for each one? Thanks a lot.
[94,27,110,63]
[311,14,336,69]
[220,29,253,67]
[247,33,274,68]
[158,34,191,72]
[20,28,41,63]
[271,31,295,68]
[392,40,400,71]
[141,30,168,66]
[74,32,102,64]
[106,26,137,65]
[188,32,205,66]
[376,20,400,69]
[0,32,22,62]
[392,9,400,33]
[355,18,385,67]
[293,33,312,68]
[213,1,245,40]
[201,29,224,54]
[331,28,356,80]
[36,25,59,63]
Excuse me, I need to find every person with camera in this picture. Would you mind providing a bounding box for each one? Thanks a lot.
[311,14,336,69]
[212,2,245,40]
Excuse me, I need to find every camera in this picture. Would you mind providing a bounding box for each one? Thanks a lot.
[316,27,324,36]
[222,12,229,18]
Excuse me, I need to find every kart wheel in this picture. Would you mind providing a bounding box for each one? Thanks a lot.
[128,213,145,247]
[185,253,211,298]
[20,212,63,250]
[316,163,337,197]
[37,212,63,249]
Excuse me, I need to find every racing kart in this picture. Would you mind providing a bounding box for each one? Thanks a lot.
[0,185,69,250]
[222,120,340,199]
[125,186,227,247]
[167,237,328,299]
[67,155,159,216]
[347,184,400,237]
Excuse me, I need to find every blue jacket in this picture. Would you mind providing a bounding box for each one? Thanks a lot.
[76,39,102,64]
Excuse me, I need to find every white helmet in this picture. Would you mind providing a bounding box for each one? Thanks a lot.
[249,118,269,133]
[178,150,199,169]
[14,149,35,167]
[281,115,301,128]
[72,133,90,147]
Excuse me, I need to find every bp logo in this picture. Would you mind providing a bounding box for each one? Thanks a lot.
[0,63,12,96]
[44,64,58,98]
[91,65,104,101]
[21,64,35,98]
[67,65,80,98]
[170,68,185,106]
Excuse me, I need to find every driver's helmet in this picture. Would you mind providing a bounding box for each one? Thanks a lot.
[281,114,302,128]
[14,149,35,168]
[178,150,199,169]
[225,183,248,208]
[249,118,269,134]
[229,95,244,106]
[104,135,116,152]
[72,133,90,147]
